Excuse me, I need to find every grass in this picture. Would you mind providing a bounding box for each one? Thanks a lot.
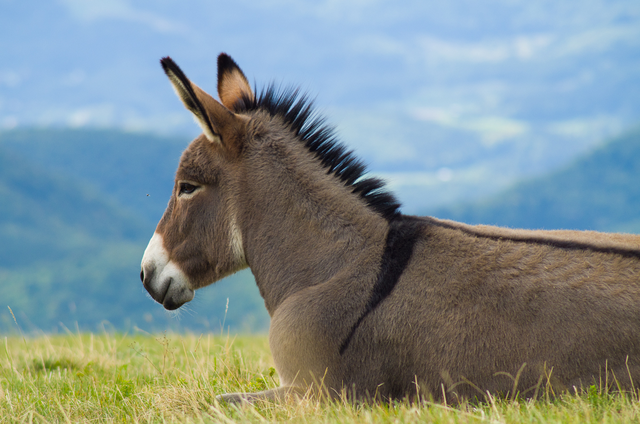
[1,331,639,423]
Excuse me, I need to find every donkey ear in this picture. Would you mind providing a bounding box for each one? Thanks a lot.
[161,56,240,146]
[217,53,254,111]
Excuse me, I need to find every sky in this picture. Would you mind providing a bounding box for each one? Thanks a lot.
[1,0,639,211]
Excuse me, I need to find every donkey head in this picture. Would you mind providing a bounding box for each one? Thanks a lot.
[140,54,254,310]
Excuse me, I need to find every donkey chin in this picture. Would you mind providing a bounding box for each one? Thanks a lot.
[140,233,195,310]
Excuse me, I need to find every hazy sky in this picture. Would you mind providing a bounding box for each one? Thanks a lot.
[1,0,639,210]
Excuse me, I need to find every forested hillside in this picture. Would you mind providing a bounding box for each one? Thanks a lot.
[434,128,640,233]
[2,126,639,334]
[0,129,268,334]
[0,129,187,222]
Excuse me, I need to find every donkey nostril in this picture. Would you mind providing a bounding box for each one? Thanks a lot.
[141,266,156,288]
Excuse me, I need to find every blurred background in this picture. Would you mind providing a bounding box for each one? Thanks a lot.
[1,0,639,333]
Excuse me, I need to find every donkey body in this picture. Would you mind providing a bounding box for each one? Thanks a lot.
[141,54,640,402]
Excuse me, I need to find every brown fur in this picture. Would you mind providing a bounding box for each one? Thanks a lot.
[141,54,640,403]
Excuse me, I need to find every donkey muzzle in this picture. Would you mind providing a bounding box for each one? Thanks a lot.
[140,233,195,310]
[141,265,194,310]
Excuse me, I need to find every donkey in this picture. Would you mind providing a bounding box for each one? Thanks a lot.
[141,53,640,403]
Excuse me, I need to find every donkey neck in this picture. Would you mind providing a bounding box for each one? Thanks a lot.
[239,133,389,315]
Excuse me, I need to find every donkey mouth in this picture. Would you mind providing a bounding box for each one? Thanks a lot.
[140,267,195,310]
[161,288,184,310]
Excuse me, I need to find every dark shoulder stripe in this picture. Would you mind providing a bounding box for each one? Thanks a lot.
[339,216,422,355]
[426,217,640,259]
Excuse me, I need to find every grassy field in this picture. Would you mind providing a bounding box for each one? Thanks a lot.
[1,331,639,423]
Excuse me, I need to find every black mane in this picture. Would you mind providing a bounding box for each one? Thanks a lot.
[237,85,401,221]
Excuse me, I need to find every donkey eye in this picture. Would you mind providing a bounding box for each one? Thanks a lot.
[179,182,198,195]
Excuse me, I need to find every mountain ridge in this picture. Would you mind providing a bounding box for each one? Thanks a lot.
[2,126,640,334]
[0,129,269,333]
[432,127,640,233]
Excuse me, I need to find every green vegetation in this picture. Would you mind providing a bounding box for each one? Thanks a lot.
[0,129,268,334]
[1,332,639,423]
[435,128,640,233]
[2,126,640,334]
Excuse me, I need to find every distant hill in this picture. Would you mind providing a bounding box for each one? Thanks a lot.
[3,126,640,334]
[433,128,640,233]
[0,129,190,223]
[0,129,268,334]
[0,142,149,331]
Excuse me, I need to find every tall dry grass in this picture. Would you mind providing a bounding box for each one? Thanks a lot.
[1,330,639,423]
